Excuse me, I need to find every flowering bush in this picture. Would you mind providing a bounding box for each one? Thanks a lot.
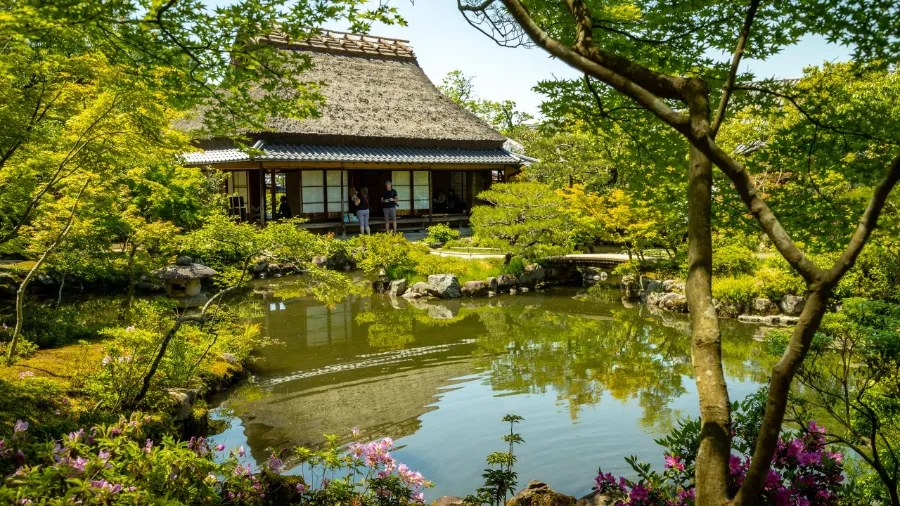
[591,390,850,505]
[0,413,430,505]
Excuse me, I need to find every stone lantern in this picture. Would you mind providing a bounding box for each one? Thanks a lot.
[153,256,217,308]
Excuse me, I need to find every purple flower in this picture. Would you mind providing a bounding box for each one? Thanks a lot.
[215,444,225,451]
[629,484,649,502]
[144,439,153,453]
[71,456,88,473]
[296,483,306,493]
[18,371,33,379]
[13,420,28,433]
[238,445,246,457]
[764,469,782,489]
[809,421,825,434]
[267,454,283,473]
[352,427,360,437]
[798,452,822,466]
[98,450,110,461]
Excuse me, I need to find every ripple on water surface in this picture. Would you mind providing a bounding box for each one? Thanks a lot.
[209,285,771,501]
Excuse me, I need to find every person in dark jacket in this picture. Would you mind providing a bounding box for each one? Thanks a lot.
[352,187,371,235]
[277,196,292,220]
[381,180,399,233]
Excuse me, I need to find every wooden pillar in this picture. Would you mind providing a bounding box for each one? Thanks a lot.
[258,165,266,226]
[341,169,346,238]
[428,170,433,226]
[269,168,277,221]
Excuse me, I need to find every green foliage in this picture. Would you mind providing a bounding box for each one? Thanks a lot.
[0,413,311,505]
[712,243,759,277]
[424,224,461,245]
[470,182,572,262]
[789,298,900,503]
[0,299,112,349]
[712,276,756,306]
[463,414,524,506]
[87,298,262,411]
[438,70,533,137]
[833,239,900,302]
[352,233,424,280]
[754,257,807,301]
[500,256,527,276]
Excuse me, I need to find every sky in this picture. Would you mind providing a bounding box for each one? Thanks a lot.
[216,1,855,117]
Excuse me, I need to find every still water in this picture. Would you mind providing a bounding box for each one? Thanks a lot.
[209,280,771,501]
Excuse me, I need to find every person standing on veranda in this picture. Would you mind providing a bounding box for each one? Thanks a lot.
[352,187,371,235]
[381,180,399,233]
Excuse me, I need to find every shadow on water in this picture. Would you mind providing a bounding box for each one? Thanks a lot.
[208,279,773,500]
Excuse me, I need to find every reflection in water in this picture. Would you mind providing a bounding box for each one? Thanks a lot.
[210,283,772,501]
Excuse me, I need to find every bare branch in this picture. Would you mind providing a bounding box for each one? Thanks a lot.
[711,0,760,136]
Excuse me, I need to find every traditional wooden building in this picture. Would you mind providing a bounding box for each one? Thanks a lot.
[180,30,530,231]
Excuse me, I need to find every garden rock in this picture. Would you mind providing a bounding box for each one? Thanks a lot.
[646,291,664,306]
[518,264,546,287]
[487,277,499,292]
[425,274,461,299]
[433,497,464,506]
[575,491,614,506]
[506,481,576,506]
[249,261,269,275]
[752,297,779,316]
[389,279,408,297]
[311,255,327,268]
[716,300,745,318]
[496,274,519,292]
[660,292,688,312]
[220,353,238,365]
[662,279,684,293]
[326,250,354,271]
[461,280,490,297]
[641,278,663,293]
[620,274,640,301]
[403,282,431,300]
[780,294,806,316]
[167,388,198,422]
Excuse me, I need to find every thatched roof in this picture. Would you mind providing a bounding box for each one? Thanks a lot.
[178,31,507,149]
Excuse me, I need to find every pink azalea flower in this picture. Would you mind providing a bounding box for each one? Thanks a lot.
[664,455,685,471]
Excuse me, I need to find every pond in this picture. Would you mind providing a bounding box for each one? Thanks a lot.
[208,279,772,501]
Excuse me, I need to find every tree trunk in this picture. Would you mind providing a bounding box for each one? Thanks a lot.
[120,243,138,322]
[55,273,66,310]
[686,121,731,504]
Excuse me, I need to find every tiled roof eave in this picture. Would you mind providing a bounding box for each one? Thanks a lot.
[181,143,523,166]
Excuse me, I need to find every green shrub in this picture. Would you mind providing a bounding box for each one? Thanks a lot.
[501,256,526,276]
[713,243,759,276]
[712,276,756,305]
[833,240,900,302]
[425,224,460,245]
[755,257,805,301]
[352,233,424,280]
[414,254,469,278]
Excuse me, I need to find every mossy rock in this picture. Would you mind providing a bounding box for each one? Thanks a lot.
[506,481,576,506]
